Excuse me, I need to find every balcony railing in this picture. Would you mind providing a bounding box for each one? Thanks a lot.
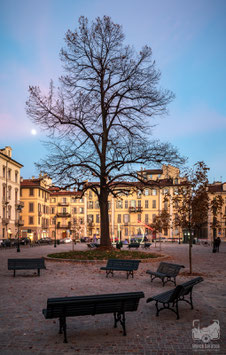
[2,218,9,225]
[128,206,143,213]
[58,202,69,206]
[15,220,24,227]
[56,212,71,218]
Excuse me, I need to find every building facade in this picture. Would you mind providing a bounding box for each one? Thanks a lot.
[18,164,226,242]
[0,146,23,239]
[20,175,52,241]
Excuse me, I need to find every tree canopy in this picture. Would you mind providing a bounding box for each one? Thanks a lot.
[26,16,184,246]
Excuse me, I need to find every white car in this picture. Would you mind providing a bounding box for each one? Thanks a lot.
[63,237,72,243]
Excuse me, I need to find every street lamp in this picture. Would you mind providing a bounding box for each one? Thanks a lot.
[16,204,23,253]
[53,216,57,248]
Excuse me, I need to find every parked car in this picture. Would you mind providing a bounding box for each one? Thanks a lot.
[20,237,31,245]
[1,239,17,247]
[37,238,53,245]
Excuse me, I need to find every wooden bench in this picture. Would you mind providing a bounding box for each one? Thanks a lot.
[8,258,46,277]
[128,242,140,249]
[146,276,203,319]
[146,262,185,286]
[42,291,145,343]
[100,259,141,279]
[87,243,100,248]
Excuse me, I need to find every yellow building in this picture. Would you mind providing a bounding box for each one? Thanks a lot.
[20,174,52,241]
[49,188,84,241]
[19,165,225,243]
[0,146,23,239]
[208,182,226,241]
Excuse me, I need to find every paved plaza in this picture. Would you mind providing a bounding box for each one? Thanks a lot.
[0,242,226,355]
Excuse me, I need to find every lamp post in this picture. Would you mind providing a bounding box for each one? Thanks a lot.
[54,216,57,248]
[16,204,23,253]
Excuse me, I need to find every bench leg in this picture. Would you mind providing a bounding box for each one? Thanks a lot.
[106,270,113,278]
[114,312,126,336]
[59,316,67,343]
[127,271,133,279]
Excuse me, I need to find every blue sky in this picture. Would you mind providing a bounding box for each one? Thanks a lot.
[0,0,226,182]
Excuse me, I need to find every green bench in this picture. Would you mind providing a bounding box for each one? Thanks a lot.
[146,277,204,319]
[100,259,141,278]
[43,292,145,343]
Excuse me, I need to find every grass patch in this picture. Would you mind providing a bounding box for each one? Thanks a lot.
[47,249,161,260]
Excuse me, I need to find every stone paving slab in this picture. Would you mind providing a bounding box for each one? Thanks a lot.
[0,242,225,354]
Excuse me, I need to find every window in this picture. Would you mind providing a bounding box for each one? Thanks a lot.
[80,198,84,203]
[71,197,77,203]
[152,200,156,208]
[29,203,34,212]
[15,189,18,203]
[145,214,149,224]
[39,189,41,197]
[73,207,77,214]
[174,188,179,195]
[51,198,56,203]
[3,185,6,201]
[152,189,157,196]
[137,214,141,222]
[138,200,141,208]
[29,188,34,196]
[62,197,67,203]
[174,178,178,184]
[130,200,136,208]
[8,186,11,200]
[117,214,121,223]
[8,205,11,219]
[144,189,149,196]
[96,214,100,223]
[3,166,6,178]
[123,214,130,224]
[29,216,34,225]
[15,171,18,183]
[62,207,67,213]
[145,200,149,208]
[116,200,123,209]
[137,190,142,198]
[88,191,93,199]
[125,227,128,236]
[95,200,100,209]
[79,217,84,224]
[87,214,94,223]
[163,188,169,195]
[107,201,111,210]
[8,169,11,180]
[88,201,93,209]
[152,214,156,222]
[125,200,128,209]
[79,207,84,214]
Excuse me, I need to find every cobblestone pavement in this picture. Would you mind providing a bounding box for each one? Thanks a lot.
[0,242,225,355]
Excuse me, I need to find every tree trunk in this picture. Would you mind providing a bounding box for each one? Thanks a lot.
[99,186,111,248]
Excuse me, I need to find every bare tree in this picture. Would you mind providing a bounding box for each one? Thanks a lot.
[26,16,184,247]
[172,161,209,273]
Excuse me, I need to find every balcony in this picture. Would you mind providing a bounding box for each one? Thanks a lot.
[58,202,69,206]
[15,220,24,227]
[57,223,71,229]
[2,218,10,225]
[88,222,95,228]
[42,223,49,229]
[128,207,143,213]
[56,212,71,218]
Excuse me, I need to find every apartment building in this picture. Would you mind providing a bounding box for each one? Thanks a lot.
[49,187,84,240]
[20,174,52,241]
[208,182,226,240]
[18,164,226,242]
[0,146,23,239]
